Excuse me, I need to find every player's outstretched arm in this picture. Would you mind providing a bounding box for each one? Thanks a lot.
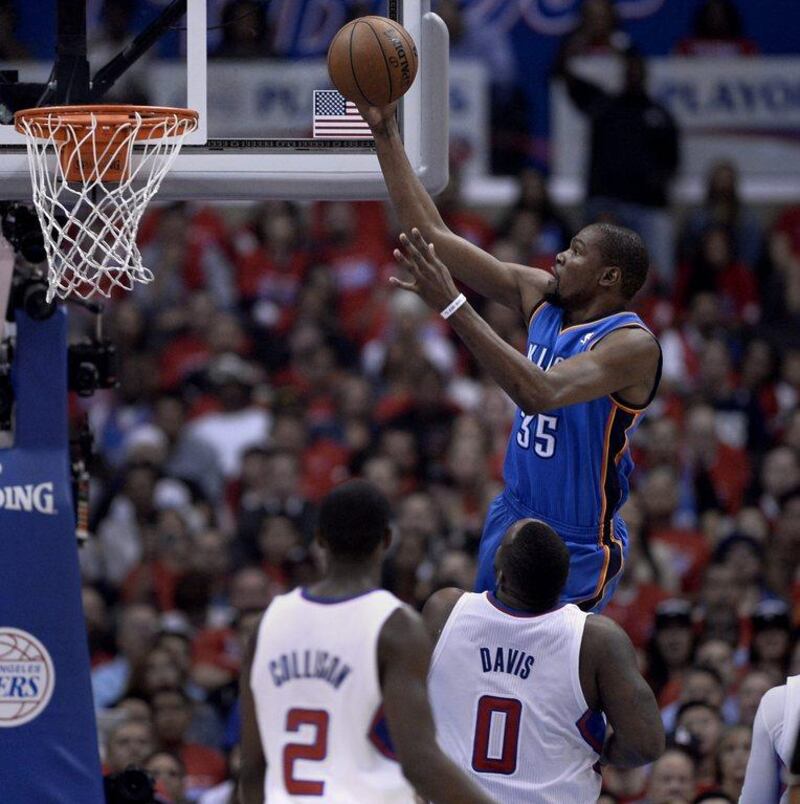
[378,607,496,804]
[358,102,552,319]
[238,624,266,804]
[394,230,660,413]
[581,615,664,768]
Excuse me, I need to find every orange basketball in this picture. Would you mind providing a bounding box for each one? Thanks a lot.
[327,16,418,107]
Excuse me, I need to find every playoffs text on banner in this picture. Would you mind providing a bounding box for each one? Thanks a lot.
[313,90,372,139]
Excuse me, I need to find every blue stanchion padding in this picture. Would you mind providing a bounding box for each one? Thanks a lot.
[0,309,104,804]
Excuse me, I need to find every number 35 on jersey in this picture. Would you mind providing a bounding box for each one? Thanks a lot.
[516,413,558,458]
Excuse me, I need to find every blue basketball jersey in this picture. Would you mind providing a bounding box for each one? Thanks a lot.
[503,301,659,537]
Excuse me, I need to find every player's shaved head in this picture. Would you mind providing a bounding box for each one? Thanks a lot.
[495,519,570,612]
[317,479,391,560]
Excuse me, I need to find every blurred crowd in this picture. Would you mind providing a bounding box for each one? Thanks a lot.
[3,0,800,803]
[74,158,800,804]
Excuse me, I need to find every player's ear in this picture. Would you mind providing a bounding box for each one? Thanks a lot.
[599,265,621,289]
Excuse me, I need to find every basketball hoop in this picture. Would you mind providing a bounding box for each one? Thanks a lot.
[14,105,199,301]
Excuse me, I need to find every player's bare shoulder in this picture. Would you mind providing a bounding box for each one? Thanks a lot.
[591,325,661,406]
[581,613,629,651]
[578,614,631,709]
[592,323,660,359]
[422,587,465,643]
[378,603,432,668]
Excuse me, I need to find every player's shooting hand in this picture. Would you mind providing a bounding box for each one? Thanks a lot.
[390,228,460,311]
[355,101,399,134]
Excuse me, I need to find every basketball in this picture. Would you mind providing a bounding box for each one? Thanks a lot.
[327,16,418,107]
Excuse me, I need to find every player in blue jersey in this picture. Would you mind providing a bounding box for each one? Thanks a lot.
[361,102,662,612]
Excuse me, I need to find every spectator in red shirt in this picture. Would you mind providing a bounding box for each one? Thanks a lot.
[122,508,194,612]
[641,467,711,594]
[677,225,759,326]
[191,568,272,693]
[312,200,392,343]
[604,497,672,650]
[271,410,351,503]
[234,201,309,333]
[685,404,750,515]
[137,205,236,318]
[150,688,226,800]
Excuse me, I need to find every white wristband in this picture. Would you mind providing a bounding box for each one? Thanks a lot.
[440,293,467,320]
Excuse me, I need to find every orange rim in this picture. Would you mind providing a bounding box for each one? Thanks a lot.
[14,105,198,183]
[14,104,199,137]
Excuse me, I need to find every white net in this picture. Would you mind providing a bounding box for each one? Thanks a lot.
[15,106,198,301]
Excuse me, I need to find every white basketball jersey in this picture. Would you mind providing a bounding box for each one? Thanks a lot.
[428,592,605,804]
[779,675,800,797]
[251,587,416,803]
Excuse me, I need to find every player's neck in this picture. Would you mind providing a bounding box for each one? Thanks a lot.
[308,559,382,599]
[494,585,550,615]
[561,296,627,328]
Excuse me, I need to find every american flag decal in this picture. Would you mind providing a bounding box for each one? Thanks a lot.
[313,90,372,139]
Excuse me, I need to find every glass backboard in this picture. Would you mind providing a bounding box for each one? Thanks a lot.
[0,0,448,200]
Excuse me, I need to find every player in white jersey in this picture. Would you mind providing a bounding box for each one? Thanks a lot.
[740,674,800,803]
[425,518,664,803]
[238,480,495,804]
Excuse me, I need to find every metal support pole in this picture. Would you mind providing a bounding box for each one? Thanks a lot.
[53,0,91,104]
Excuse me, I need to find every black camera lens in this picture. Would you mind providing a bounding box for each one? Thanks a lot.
[104,767,156,804]
[74,361,100,397]
[20,279,56,321]
[0,368,12,431]
[19,230,47,265]
[1,205,45,264]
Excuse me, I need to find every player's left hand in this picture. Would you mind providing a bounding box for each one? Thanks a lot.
[390,228,461,312]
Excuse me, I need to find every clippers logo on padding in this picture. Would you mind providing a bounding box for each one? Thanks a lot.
[0,628,56,728]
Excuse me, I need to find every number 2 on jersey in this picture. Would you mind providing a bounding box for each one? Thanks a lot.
[472,695,522,775]
[283,708,329,796]
[516,413,558,457]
